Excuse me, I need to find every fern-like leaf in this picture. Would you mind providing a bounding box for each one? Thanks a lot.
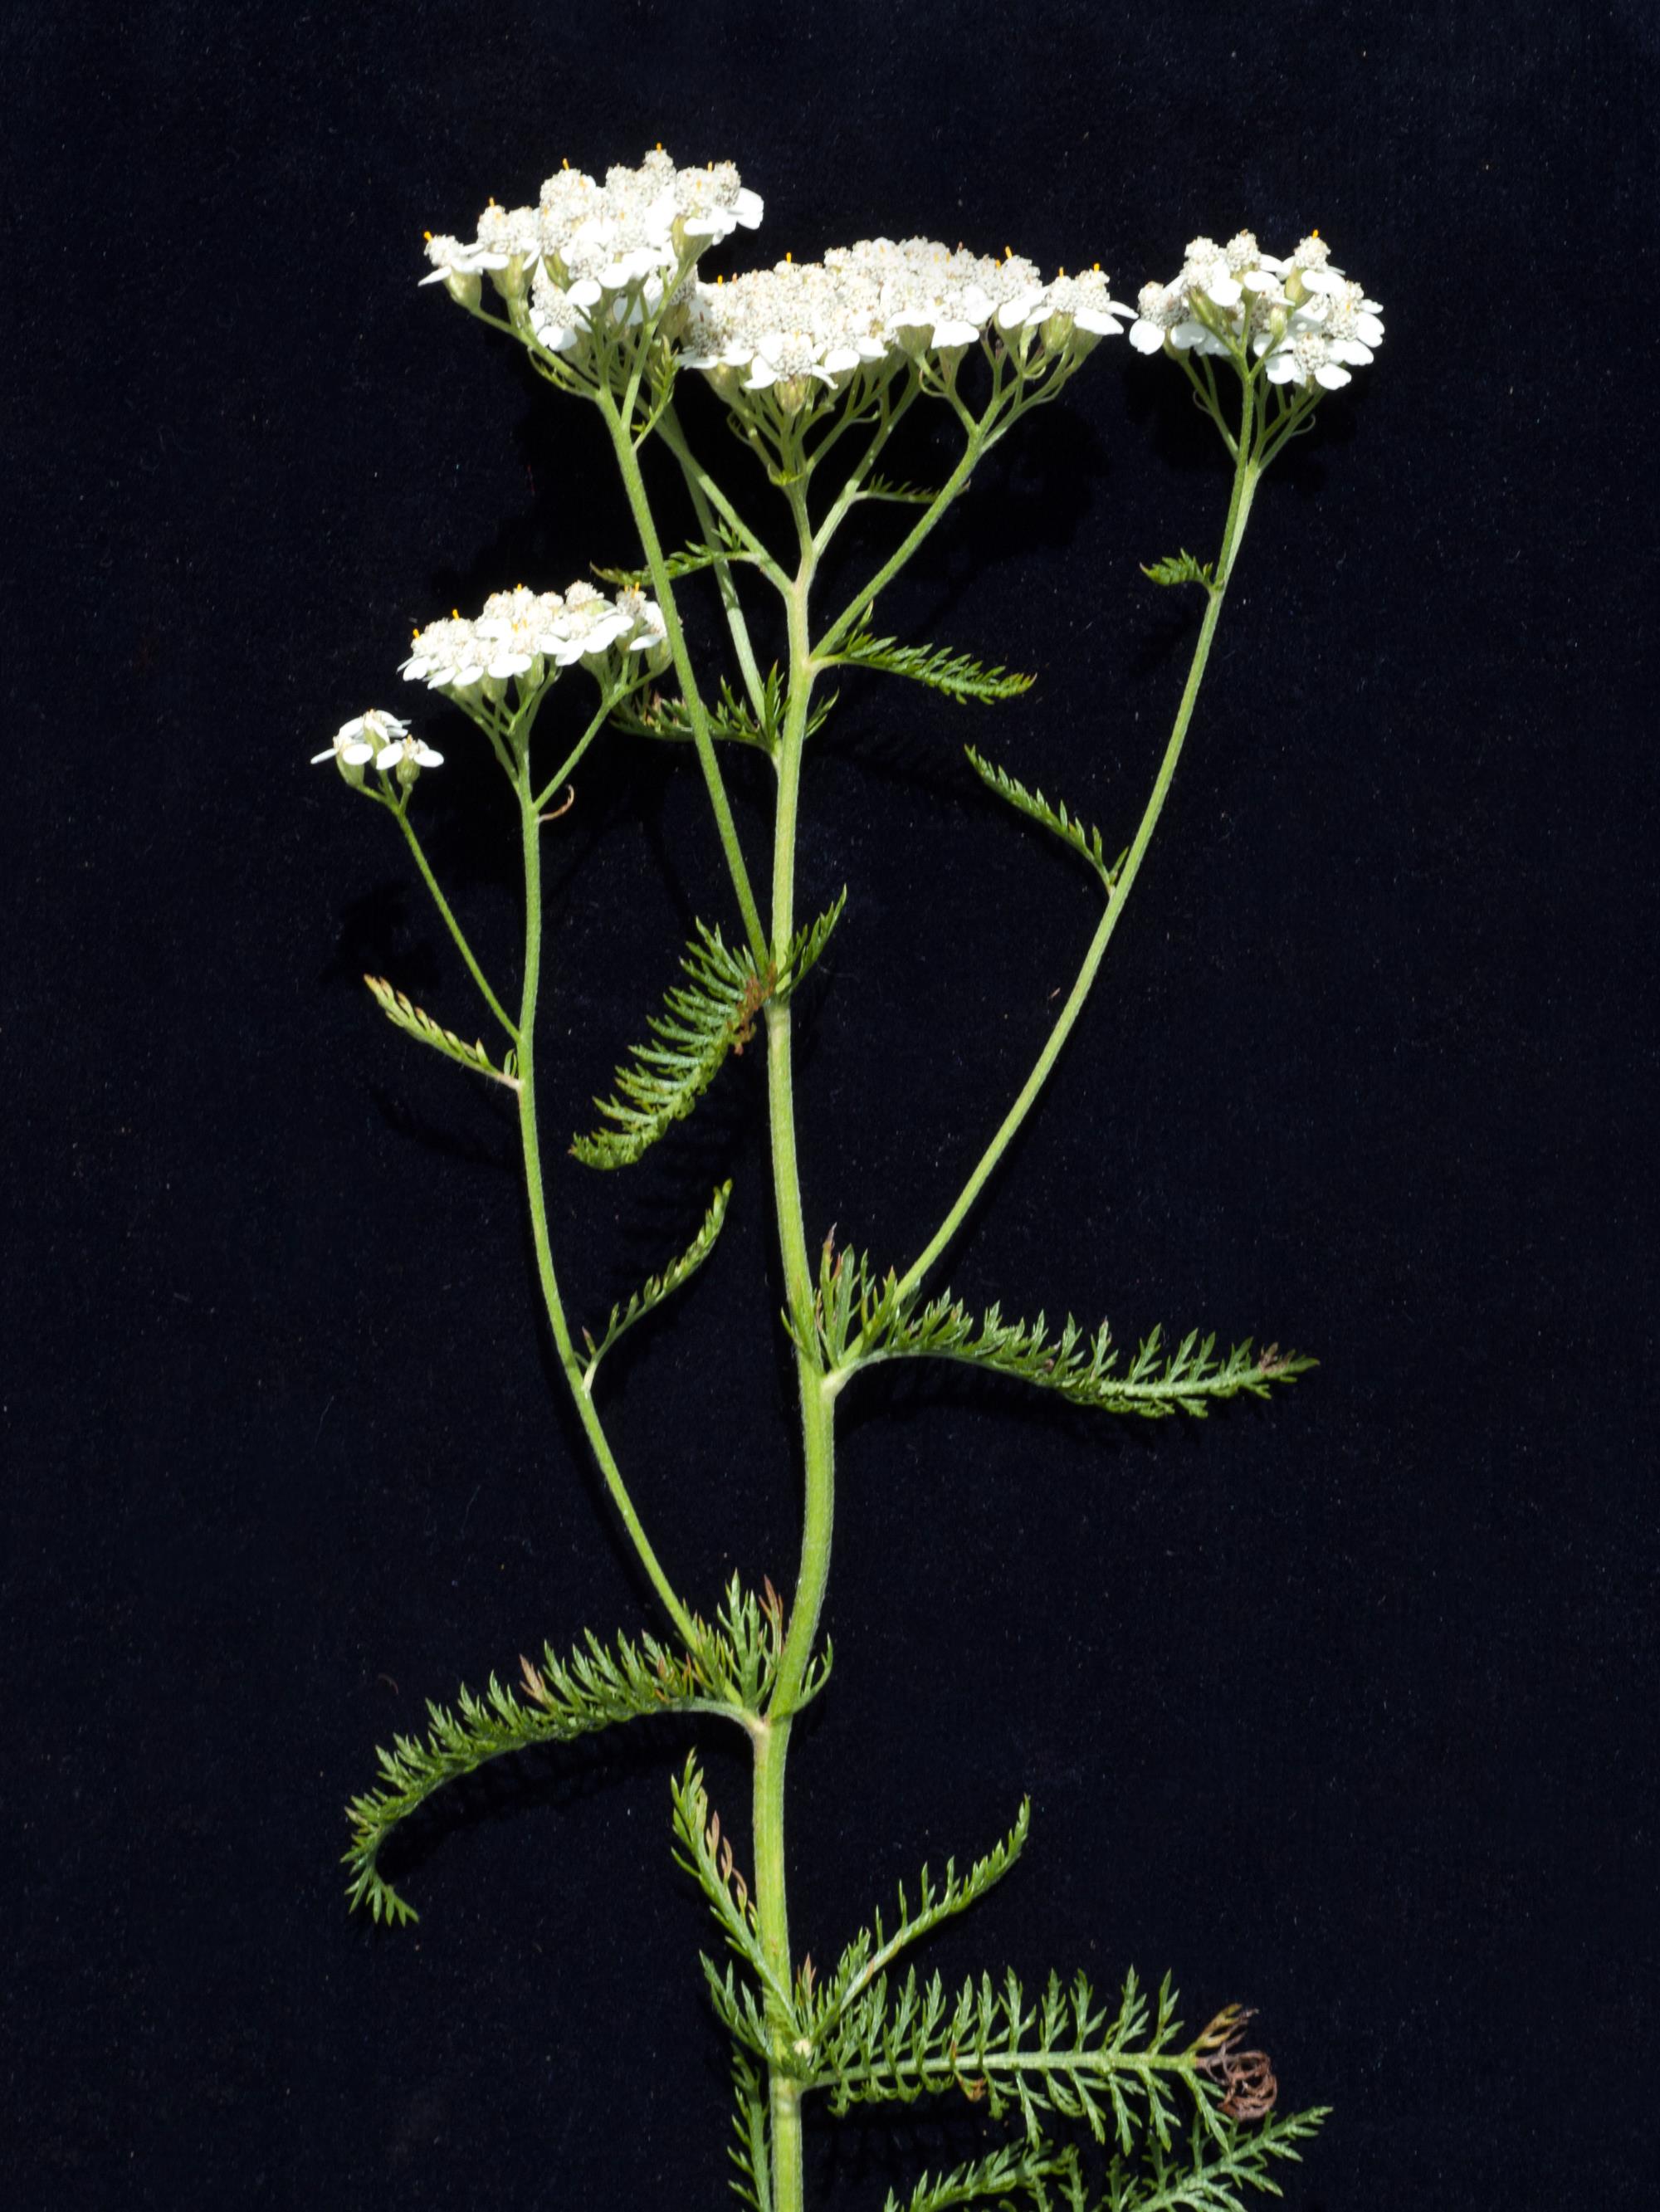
[728,2053,774,2212]
[364,975,520,1089]
[580,1182,732,1386]
[832,617,1035,705]
[859,473,941,505]
[1100,2102,1330,2211]
[592,520,756,591]
[671,1755,803,2028]
[813,1799,1032,2034]
[813,1962,1201,2151]
[1140,551,1216,593]
[964,749,1122,891]
[570,921,764,1169]
[612,666,840,755]
[343,1622,748,1926]
[885,2139,1083,2212]
[807,1250,1313,1418]
[1140,550,1216,592]
[573,893,846,1168]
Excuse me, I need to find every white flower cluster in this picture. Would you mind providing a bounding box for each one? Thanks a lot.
[421,149,762,348]
[678,238,1130,398]
[400,582,666,694]
[312,710,442,776]
[1129,232,1384,391]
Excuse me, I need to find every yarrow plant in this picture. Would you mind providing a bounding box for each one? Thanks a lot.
[319,149,1384,2212]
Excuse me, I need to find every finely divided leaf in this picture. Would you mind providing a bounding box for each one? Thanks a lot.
[573,894,846,1169]
[833,618,1035,705]
[344,1625,735,1926]
[364,975,520,1090]
[611,674,779,753]
[1141,549,1216,591]
[571,922,766,1169]
[581,1182,732,1384]
[592,519,755,592]
[964,748,1120,890]
[344,1578,808,1928]
[814,1799,1032,2033]
[817,1252,1314,1419]
[612,666,839,755]
[860,473,940,505]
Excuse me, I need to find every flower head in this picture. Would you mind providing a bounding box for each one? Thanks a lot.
[679,238,1128,406]
[312,710,419,777]
[401,581,666,697]
[422,150,762,349]
[1130,231,1383,393]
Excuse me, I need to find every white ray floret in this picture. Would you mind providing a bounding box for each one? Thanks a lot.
[312,710,410,768]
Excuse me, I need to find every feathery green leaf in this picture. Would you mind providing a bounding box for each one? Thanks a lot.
[592,520,756,591]
[964,748,1122,891]
[581,1182,732,1386]
[860,473,942,506]
[727,2054,774,2212]
[1097,2102,1330,2211]
[569,922,765,1169]
[831,615,1036,704]
[806,1248,1314,1418]
[883,2139,1083,2212]
[611,665,839,755]
[343,1580,804,1926]
[573,893,846,1169]
[814,1799,1032,2034]
[364,975,520,1090]
[1140,551,1216,593]
[809,1961,1195,2151]
[671,1755,804,2030]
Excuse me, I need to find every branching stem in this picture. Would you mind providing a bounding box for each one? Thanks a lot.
[883,379,1263,1315]
[388,800,520,1044]
[598,383,770,965]
[511,750,700,1650]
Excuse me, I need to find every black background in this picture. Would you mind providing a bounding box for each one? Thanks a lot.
[7,3,1657,2207]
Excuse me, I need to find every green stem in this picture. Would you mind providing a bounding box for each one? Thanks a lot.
[882,401,1262,1317]
[511,757,700,1650]
[530,690,616,816]
[813,397,1003,661]
[390,801,519,1043]
[750,494,836,2212]
[598,386,770,965]
[659,404,774,718]
[811,375,920,559]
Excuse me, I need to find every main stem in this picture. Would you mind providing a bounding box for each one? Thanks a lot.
[752,496,832,2212]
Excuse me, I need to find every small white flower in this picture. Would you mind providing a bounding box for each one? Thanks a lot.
[376,733,445,772]
[312,710,408,767]
[1137,231,1381,393]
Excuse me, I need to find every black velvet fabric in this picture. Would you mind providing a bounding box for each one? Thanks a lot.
[7,3,1656,2205]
